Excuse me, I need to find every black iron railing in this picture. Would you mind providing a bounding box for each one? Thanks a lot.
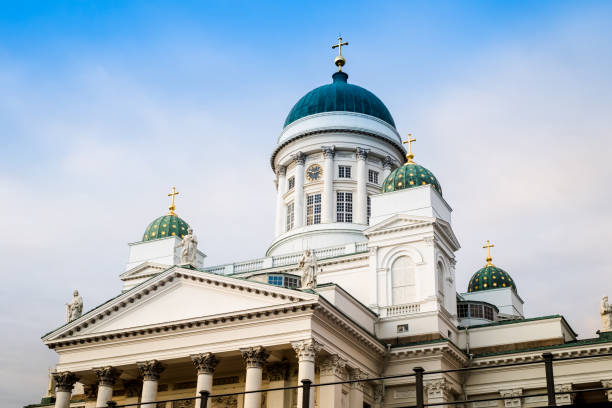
[103,352,612,408]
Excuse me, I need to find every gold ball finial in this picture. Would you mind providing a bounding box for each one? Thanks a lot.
[402,134,416,164]
[332,37,349,72]
[483,240,495,267]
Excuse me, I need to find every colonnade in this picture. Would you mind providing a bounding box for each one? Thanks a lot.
[273,147,396,236]
[51,339,369,408]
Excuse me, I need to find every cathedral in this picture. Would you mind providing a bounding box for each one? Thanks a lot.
[33,39,612,408]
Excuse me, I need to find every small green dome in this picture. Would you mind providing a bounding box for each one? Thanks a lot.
[381,162,442,195]
[284,71,396,128]
[143,214,190,241]
[467,265,517,293]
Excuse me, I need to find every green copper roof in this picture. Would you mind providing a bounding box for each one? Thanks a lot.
[381,162,442,195]
[284,71,396,128]
[468,265,517,293]
[143,214,190,241]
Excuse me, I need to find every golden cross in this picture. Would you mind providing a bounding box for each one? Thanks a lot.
[168,186,179,215]
[483,240,495,266]
[332,36,349,71]
[402,134,416,163]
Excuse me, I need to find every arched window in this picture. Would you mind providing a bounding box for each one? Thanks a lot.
[437,261,445,300]
[391,256,416,305]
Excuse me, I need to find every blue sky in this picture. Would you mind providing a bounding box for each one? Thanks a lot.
[1,1,611,406]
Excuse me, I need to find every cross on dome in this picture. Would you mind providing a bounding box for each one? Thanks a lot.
[402,134,416,164]
[332,36,349,71]
[483,240,495,266]
[168,186,179,215]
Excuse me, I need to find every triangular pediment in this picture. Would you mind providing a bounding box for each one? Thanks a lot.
[44,267,315,342]
[120,262,170,281]
[364,214,434,235]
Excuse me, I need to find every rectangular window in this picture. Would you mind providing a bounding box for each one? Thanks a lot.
[397,324,409,333]
[368,169,379,184]
[458,304,468,318]
[484,306,494,321]
[367,195,371,225]
[268,275,283,286]
[338,165,351,178]
[287,176,295,191]
[284,276,299,288]
[470,304,484,319]
[336,191,353,223]
[286,202,294,231]
[306,193,321,225]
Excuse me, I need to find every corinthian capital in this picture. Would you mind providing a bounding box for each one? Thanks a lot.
[292,152,306,166]
[319,355,347,378]
[291,338,322,363]
[322,145,336,159]
[240,346,269,369]
[52,371,79,392]
[425,379,452,400]
[356,147,369,160]
[276,165,287,177]
[191,352,219,375]
[383,155,394,170]
[93,366,121,387]
[137,360,165,381]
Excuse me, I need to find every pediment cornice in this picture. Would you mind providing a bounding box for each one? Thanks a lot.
[364,214,435,237]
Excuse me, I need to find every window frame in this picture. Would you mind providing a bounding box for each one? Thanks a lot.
[306,193,322,225]
[338,165,352,179]
[336,191,353,223]
[287,176,295,191]
[368,169,379,184]
[286,202,294,231]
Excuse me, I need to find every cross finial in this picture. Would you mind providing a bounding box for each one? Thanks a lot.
[402,134,417,164]
[331,36,349,72]
[168,186,179,215]
[483,240,495,266]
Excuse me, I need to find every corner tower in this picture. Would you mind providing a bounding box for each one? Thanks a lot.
[267,38,405,256]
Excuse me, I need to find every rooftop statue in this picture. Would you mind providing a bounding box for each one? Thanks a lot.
[601,296,612,332]
[298,250,318,289]
[66,290,83,322]
[176,227,198,266]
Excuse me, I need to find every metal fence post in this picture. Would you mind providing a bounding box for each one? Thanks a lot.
[542,352,556,407]
[413,366,424,408]
[106,401,117,408]
[301,379,312,408]
[199,390,210,408]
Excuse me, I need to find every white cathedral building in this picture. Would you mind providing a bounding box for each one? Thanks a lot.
[32,42,612,408]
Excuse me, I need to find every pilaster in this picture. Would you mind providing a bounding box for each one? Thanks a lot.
[319,355,347,408]
[293,152,306,228]
[266,362,291,408]
[355,147,369,224]
[555,383,574,406]
[425,379,452,408]
[321,146,335,224]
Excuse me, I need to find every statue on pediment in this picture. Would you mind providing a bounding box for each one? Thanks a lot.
[601,296,612,332]
[299,250,318,289]
[176,228,198,266]
[66,290,83,322]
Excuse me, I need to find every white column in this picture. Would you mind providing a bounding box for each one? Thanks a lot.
[266,362,291,408]
[293,152,306,228]
[319,355,346,408]
[94,366,120,407]
[355,148,369,224]
[321,146,335,224]
[274,166,287,237]
[602,379,612,402]
[191,353,218,398]
[348,368,366,408]
[241,346,269,408]
[52,371,78,408]
[426,379,453,408]
[382,156,394,182]
[137,360,165,405]
[292,338,321,408]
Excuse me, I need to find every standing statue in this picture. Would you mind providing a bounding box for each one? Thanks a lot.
[66,290,83,322]
[175,228,198,265]
[298,250,318,289]
[601,296,612,332]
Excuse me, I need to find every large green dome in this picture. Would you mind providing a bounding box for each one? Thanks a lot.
[468,265,517,293]
[143,214,190,241]
[284,71,396,128]
[382,162,442,195]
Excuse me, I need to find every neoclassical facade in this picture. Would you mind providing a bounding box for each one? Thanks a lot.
[33,48,612,408]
